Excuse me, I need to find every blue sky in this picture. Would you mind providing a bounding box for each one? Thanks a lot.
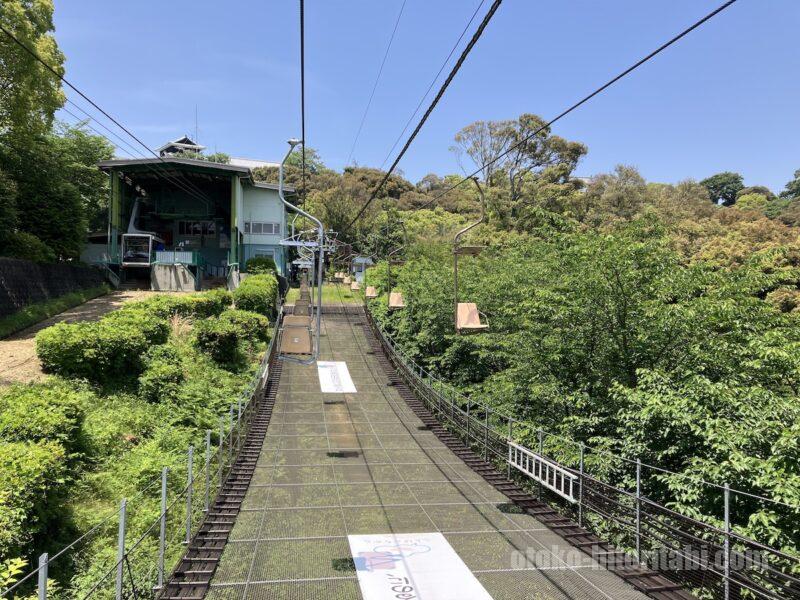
[53,1,799,192]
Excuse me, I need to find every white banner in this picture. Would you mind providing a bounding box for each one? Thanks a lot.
[317,361,357,393]
[348,532,493,600]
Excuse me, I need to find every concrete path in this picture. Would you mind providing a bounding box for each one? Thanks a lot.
[205,309,649,600]
[0,290,157,387]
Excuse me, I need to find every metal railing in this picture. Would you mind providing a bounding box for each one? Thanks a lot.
[1,323,280,600]
[364,308,800,600]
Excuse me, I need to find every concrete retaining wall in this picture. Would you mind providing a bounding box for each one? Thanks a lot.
[0,258,105,318]
[151,264,198,292]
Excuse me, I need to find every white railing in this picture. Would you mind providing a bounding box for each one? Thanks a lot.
[508,441,578,503]
[155,250,195,264]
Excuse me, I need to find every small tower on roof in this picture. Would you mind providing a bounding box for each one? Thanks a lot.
[157,135,206,157]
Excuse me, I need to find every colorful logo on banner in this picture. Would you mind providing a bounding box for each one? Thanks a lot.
[354,543,432,572]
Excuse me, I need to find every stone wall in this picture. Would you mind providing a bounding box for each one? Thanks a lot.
[0,258,104,318]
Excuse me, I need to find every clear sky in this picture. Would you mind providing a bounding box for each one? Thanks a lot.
[53,1,799,192]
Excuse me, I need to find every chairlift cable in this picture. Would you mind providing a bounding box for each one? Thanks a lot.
[300,0,307,205]
[345,0,408,167]
[415,0,739,211]
[0,23,217,206]
[343,0,503,233]
[378,0,487,171]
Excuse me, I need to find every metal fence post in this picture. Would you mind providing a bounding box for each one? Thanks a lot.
[466,400,471,445]
[724,483,730,600]
[218,417,225,484]
[204,430,211,512]
[115,499,127,600]
[228,405,234,463]
[484,408,489,459]
[507,418,513,479]
[578,443,585,528]
[37,553,48,600]
[156,467,168,590]
[537,429,544,499]
[185,445,194,545]
[635,459,642,563]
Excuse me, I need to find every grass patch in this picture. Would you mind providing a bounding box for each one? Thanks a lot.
[285,282,363,305]
[0,285,109,339]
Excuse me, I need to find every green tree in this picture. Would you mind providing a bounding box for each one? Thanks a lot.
[780,169,800,200]
[0,0,65,141]
[700,171,744,206]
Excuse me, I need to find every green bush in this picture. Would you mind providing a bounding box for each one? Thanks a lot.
[2,231,56,263]
[36,310,168,383]
[0,441,67,559]
[138,345,184,403]
[124,290,231,320]
[245,256,277,274]
[219,309,271,342]
[233,274,278,317]
[0,381,89,449]
[194,318,241,364]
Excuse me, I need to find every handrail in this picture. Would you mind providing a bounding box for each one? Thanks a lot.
[364,306,800,600]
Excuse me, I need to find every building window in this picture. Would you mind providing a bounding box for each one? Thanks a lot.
[179,220,216,237]
[244,221,281,235]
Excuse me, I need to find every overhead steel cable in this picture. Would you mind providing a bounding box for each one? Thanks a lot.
[378,0,487,171]
[0,22,217,206]
[344,0,503,233]
[345,0,408,167]
[300,0,307,204]
[415,0,740,212]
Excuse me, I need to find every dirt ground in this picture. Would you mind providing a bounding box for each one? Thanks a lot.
[0,290,158,388]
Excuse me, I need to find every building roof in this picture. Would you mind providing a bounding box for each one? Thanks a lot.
[229,157,280,170]
[157,135,206,154]
[97,157,295,192]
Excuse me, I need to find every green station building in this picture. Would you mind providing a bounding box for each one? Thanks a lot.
[93,155,294,289]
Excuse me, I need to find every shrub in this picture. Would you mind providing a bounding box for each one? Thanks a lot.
[0,381,89,449]
[138,345,184,403]
[233,274,278,317]
[2,231,56,263]
[0,441,67,559]
[36,309,168,383]
[246,256,277,274]
[219,309,271,342]
[194,318,241,364]
[124,291,230,320]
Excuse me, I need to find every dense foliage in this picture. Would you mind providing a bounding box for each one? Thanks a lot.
[232,273,279,317]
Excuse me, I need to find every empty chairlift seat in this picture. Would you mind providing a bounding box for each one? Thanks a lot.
[280,324,312,355]
[389,291,406,310]
[456,302,488,332]
[350,280,361,291]
[365,286,378,299]
[343,276,352,285]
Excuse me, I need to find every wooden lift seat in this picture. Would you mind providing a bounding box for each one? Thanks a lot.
[456,302,488,332]
[280,325,312,355]
[388,291,406,310]
[343,276,352,285]
[365,286,378,299]
[350,281,361,291]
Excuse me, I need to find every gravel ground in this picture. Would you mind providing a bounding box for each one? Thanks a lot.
[0,290,158,388]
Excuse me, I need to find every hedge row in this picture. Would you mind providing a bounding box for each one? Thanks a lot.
[233,274,278,317]
[194,309,270,364]
[125,288,232,319]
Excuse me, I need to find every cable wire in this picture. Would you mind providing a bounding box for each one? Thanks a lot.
[344,0,503,232]
[345,0,408,167]
[378,0,486,171]
[300,0,307,205]
[0,22,216,206]
[416,0,739,211]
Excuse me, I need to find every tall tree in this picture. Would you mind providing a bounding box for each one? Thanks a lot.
[779,169,800,200]
[700,171,744,206]
[0,0,65,142]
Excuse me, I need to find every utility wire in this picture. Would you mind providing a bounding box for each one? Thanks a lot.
[344,0,503,233]
[416,0,739,211]
[345,0,408,166]
[0,22,216,206]
[379,0,486,171]
[300,0,307,205]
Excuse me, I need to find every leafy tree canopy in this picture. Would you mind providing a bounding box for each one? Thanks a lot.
[700,171,744,206]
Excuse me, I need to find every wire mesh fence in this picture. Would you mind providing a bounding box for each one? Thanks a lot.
[1,324,278,600]
[365,309,800,600]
